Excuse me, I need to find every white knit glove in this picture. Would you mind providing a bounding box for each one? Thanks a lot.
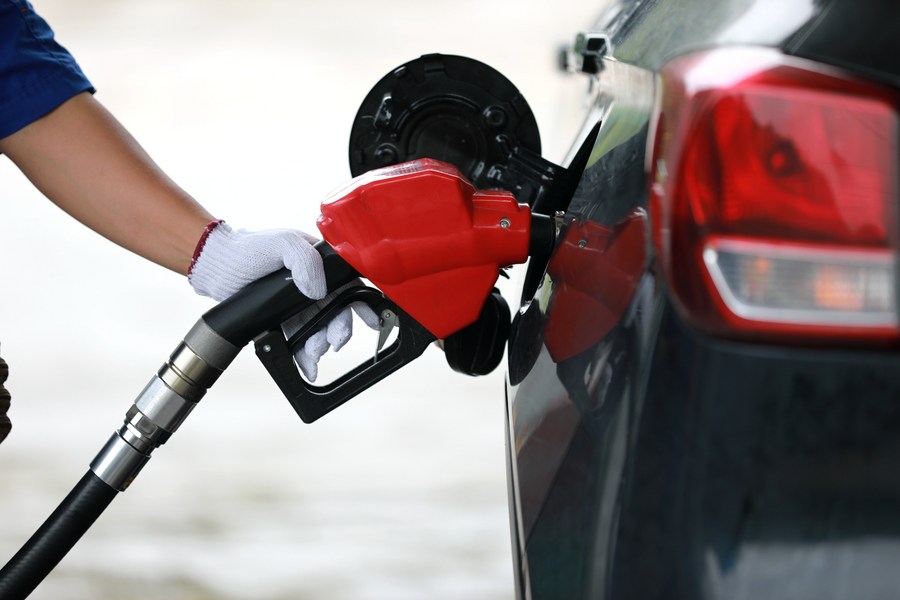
[188,222,327,302]
[189,221,374,381]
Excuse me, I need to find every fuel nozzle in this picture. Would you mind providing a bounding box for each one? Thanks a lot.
[256,158,559,419]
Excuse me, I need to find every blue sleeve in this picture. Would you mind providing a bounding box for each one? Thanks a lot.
[0,0,94,139]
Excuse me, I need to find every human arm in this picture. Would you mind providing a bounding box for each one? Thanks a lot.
[0,91,369,379]
[0,91,212,275]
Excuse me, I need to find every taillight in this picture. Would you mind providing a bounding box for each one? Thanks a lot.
[648,47,900,343]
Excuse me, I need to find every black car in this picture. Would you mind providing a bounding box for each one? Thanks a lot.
[502,0,900,598]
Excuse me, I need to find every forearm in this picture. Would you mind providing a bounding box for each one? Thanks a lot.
[0,92,214,275]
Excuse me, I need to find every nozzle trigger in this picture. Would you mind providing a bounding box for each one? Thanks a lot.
[255,285,435,423]
[375,308,398,364]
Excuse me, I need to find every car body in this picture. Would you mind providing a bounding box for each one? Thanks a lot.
[503,0,900,598]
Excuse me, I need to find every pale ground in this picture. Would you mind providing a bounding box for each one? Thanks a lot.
[0,1,601,598]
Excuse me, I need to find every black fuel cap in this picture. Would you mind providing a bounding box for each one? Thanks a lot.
[348,53,542,190]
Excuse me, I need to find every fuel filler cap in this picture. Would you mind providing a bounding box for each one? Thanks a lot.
[348,53,544,194]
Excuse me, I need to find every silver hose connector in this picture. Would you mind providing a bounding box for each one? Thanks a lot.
[91,320,239,491]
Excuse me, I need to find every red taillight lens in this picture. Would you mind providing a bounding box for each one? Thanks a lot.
[649,48,900,343]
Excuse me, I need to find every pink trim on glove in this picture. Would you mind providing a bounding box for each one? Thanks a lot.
[188,220,225,276]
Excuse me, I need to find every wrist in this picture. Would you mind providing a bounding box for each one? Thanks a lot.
[188,220,225,276]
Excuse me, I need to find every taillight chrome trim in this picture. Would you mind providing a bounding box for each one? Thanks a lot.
[703,239,897,328]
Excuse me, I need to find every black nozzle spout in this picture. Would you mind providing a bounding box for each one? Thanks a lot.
[529,212,556,260]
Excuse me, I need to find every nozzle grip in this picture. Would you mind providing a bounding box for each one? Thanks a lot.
[202,242,359,347]
[254,287,435,423]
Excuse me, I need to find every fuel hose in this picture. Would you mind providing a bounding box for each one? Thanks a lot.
[0,243,357,600]
[0,473,116,599]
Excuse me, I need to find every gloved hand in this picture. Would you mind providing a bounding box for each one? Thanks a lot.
[189,221,374,381]
[188,221,327,301]
[281,292,380,382]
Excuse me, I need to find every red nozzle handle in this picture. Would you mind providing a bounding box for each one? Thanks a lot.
[318,159,538,338]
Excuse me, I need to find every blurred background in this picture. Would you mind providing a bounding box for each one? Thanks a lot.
[0,1,600,598]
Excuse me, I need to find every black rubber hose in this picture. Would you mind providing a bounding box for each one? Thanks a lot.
[0,471,118,600]
[0,242,357,599]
